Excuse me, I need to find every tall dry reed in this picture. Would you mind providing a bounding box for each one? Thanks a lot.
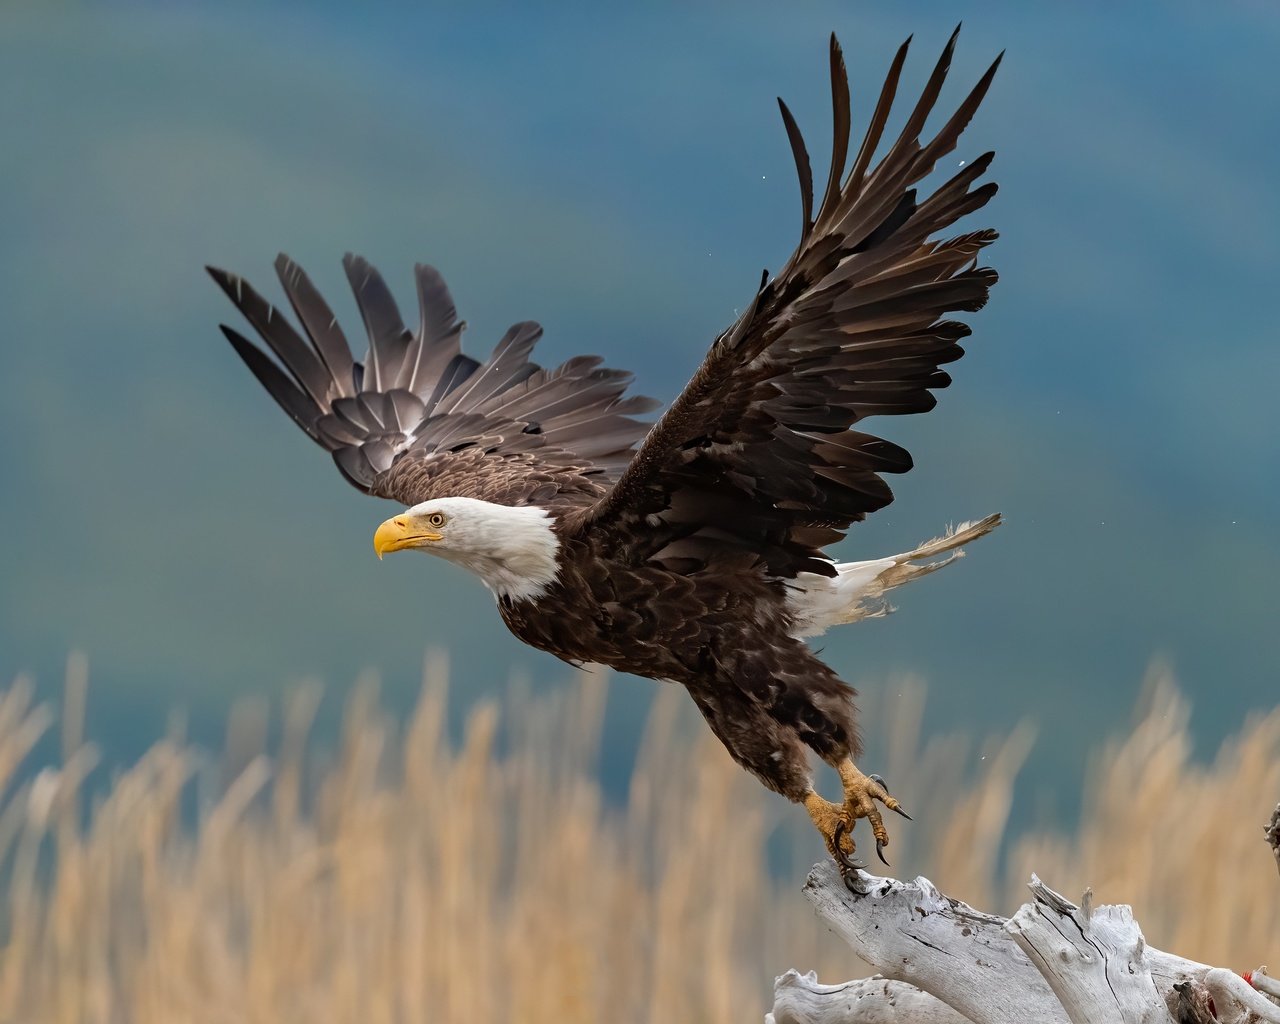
[0,654,1275,1023]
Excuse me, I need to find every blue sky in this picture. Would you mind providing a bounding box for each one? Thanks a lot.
[2,2,1277,813]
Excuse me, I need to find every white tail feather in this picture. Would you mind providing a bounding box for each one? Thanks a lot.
[786,513,1002,638]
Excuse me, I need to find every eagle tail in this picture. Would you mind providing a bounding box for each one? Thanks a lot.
[788,513,1001,637]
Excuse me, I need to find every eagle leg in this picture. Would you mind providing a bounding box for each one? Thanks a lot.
[803,790,860,867]
[837,760,912,867]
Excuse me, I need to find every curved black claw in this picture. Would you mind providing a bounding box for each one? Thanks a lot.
[837,843,870,895]
[869,773,913,820]
[831,818,859,872]
[833,819,868,895]
[876,838,890,867]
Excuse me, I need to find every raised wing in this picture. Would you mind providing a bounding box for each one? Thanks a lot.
[209,255,657,509]
[573,29,1001,577]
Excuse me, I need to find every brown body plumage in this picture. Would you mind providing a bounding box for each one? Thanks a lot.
[209,28,1004,862]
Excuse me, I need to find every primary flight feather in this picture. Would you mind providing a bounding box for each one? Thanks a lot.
[209,28,1003,866]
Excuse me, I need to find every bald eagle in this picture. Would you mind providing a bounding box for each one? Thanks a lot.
[208,29,1002,867]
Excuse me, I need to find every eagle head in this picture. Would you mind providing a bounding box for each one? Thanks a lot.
[372,496,561,602]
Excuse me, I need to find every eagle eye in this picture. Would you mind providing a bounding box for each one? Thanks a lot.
[426,512,447,529]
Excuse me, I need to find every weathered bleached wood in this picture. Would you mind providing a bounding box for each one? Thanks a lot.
[775,863,1273,1024]
[1200,969,1280,1024]
[799,860,1067,1024]
[766,970,970,1024]
[1006,876,1172,1024]
[1250,967,1280,1003]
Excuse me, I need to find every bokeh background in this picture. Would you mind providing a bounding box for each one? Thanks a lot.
[2,1,1278,829]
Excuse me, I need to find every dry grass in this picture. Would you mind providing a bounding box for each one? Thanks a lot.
[0,654,1275,1023]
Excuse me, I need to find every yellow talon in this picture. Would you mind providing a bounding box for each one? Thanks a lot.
[836,760,911,867]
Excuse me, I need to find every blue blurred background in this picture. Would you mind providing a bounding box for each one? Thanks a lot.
[2,2,1277,823]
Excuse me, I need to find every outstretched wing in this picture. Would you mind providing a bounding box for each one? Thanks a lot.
[209,255,658,509]
[572,29,1001,577]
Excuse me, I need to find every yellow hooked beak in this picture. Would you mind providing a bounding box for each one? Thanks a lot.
[373,516,442,559]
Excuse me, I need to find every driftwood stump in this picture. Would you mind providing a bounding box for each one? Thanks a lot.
[769,856,1280,1024]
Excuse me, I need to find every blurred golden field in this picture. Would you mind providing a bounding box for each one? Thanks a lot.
[0,654,1276,1023]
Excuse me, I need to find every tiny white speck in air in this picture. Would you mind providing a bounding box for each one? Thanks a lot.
[959,159,966,166]
[762,175,767,180]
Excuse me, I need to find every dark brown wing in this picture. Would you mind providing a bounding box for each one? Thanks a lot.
[571,29,1001,577]
[209,255,657,509]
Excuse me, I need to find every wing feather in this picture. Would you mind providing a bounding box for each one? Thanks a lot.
[434,322,543,413]
[274,254,355,395]
[208,269,331,407]
[218,325,320,439]
[815,34,851,228]
[777,98,814,240]
[405,263,465,393]
[846,35,910,197]
[342,253,412,392]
